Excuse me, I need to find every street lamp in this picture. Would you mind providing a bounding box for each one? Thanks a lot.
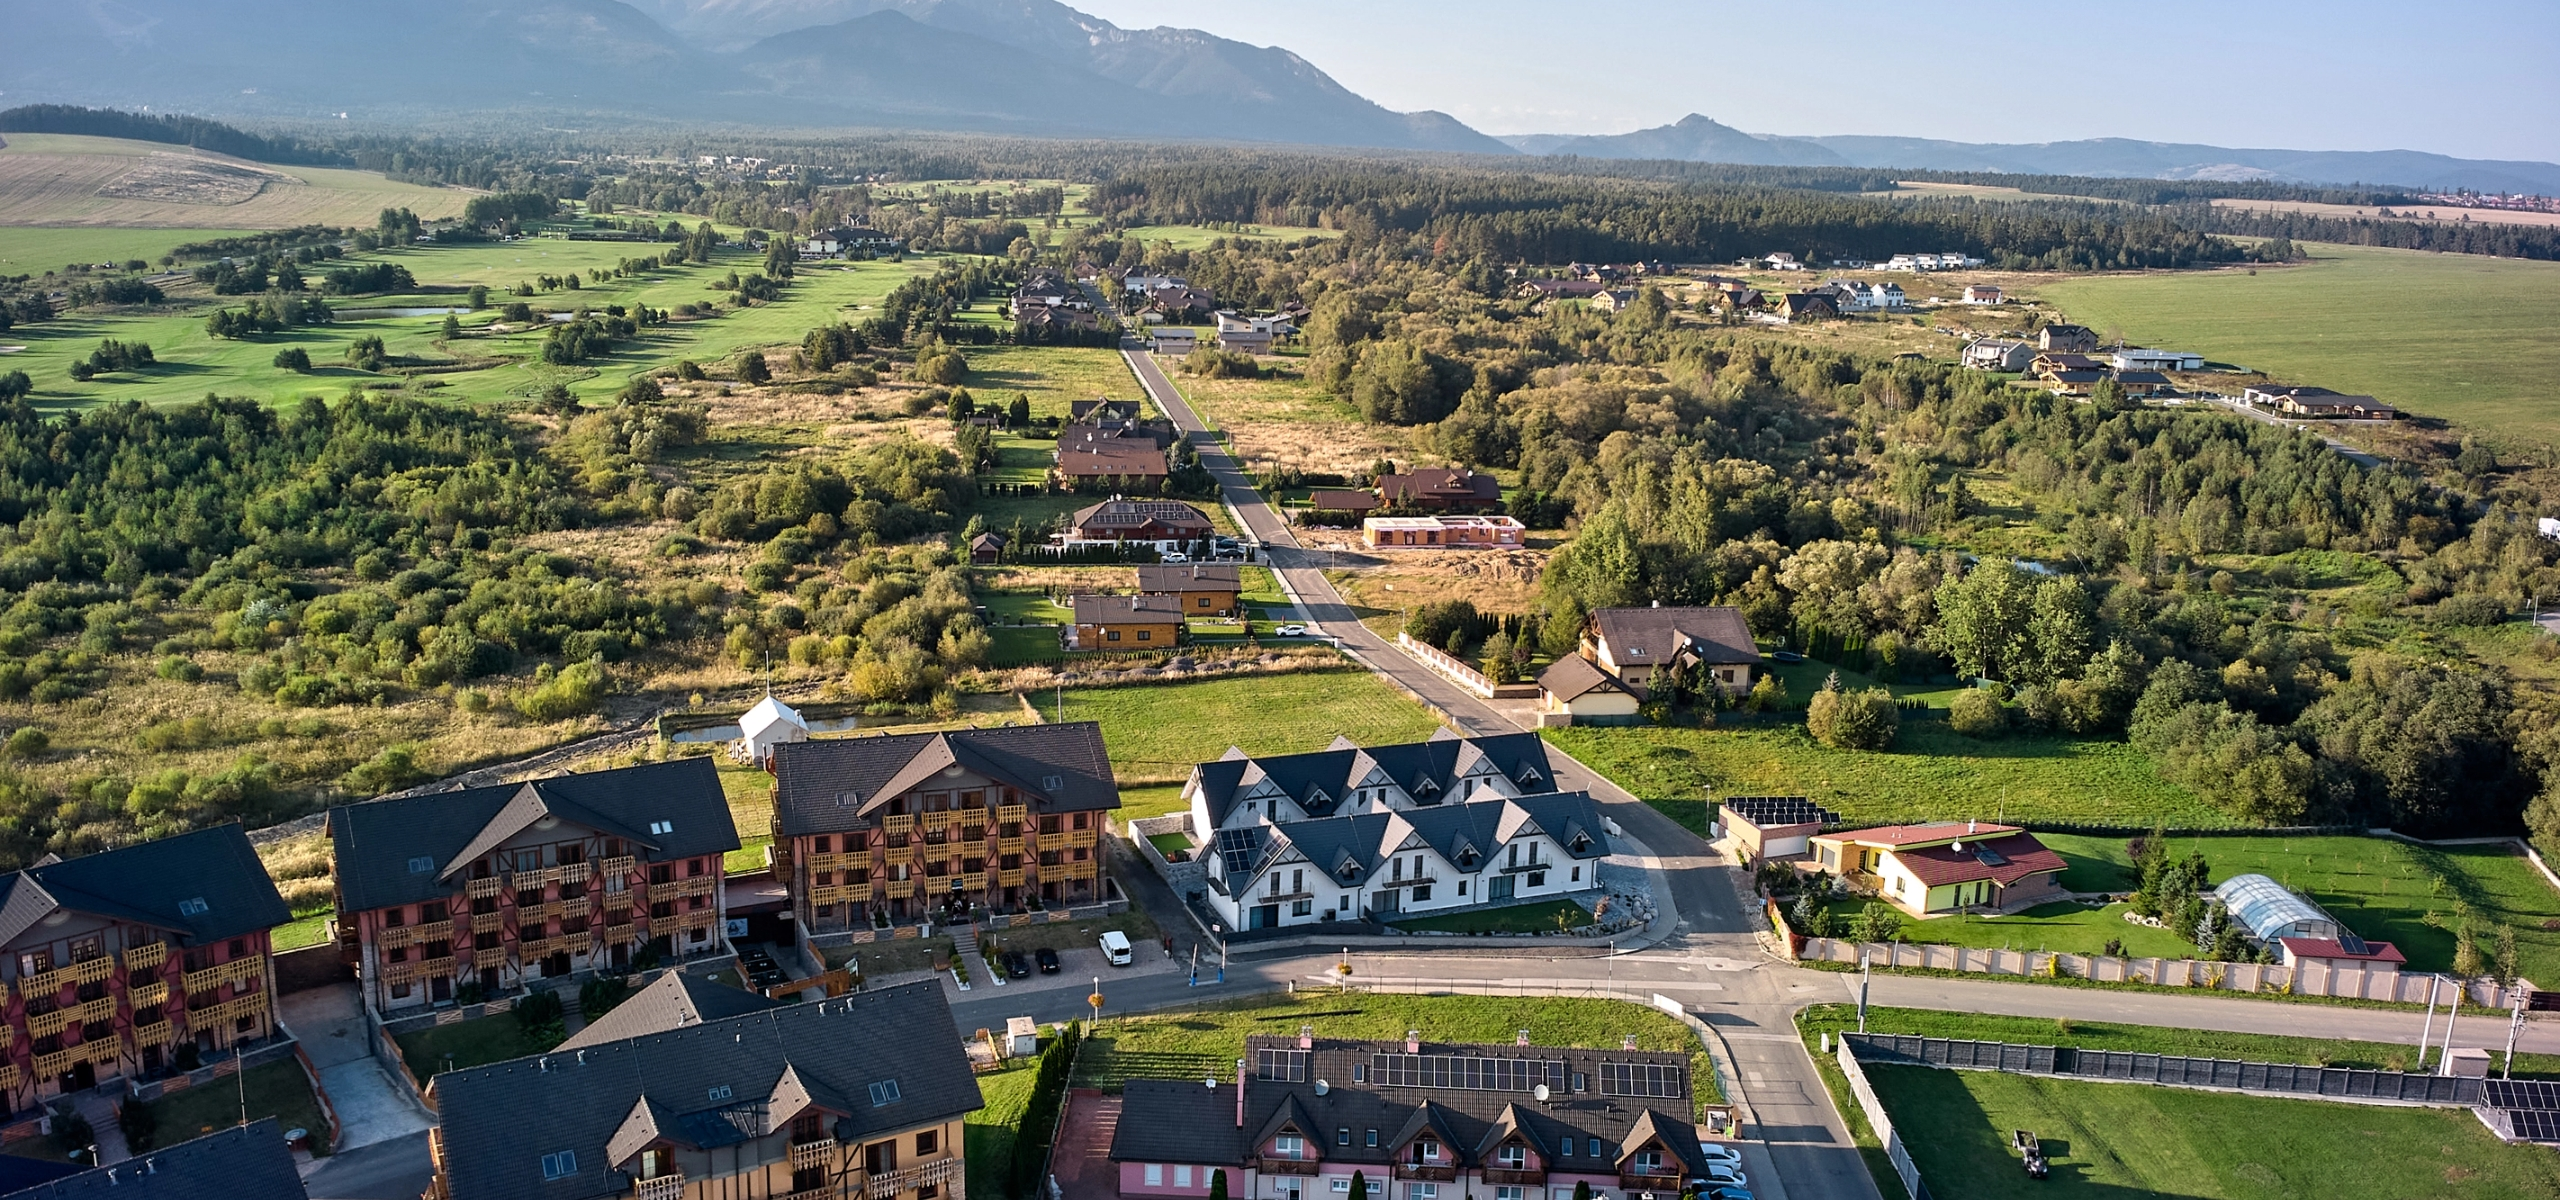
[1089,977,1104,1026]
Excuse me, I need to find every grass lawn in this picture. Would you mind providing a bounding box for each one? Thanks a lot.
[1388,898,1590,935]
[2039,833,2560,982]
[1117,783,1187,821]
[1061,668,1444,783]
[954,345,1143,418]
[1798,1003,2560,1077]
[2039,242,2560,448]
[0,227,260,273]
[149,1060,333,1154]
[991,624,1067,667]
[1865,1063,2560,1199]
[965,1061,1041,1200]
[1146,830,1195,859]
[271,912,332,952]
[1546,720,2227,829]
[396,1013,564,1083]
[1071,992,1719,1107]
[1119,224,1340,251]
[983,592,1075,624]
[1818,898,2200,960]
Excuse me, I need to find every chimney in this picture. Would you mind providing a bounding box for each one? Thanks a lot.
[1236,1058,1247,1128]
[1406,1029,1421,1054]
[1967,819,1976,834]
[1515,1029,1531,1047]
[1620,1035,1638,1051]
[1299,1025,1314,1050]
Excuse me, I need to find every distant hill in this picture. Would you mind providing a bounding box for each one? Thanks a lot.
[1504,114,2560,193]
[3,0,1511,155]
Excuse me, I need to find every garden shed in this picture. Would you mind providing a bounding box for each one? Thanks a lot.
[2213,873,2340,942]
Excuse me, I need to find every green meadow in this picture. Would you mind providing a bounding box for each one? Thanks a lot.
[0,227,260,272]
[2038,242,2560,447]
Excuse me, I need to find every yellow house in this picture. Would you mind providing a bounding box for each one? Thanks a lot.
[1808,822,2066,916]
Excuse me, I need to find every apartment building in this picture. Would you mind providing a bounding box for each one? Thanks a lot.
[770,723,1119,933]
[329,759,740,1015]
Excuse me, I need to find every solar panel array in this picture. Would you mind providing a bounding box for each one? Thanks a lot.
[2501,1109,2560,1143]
[1972,846,2010,867]
[1597,1061,1685,1098]
[2337,932,2371,955]
[1369,1053,1566,1092]
[2485,1080,2560,1109]
[1257,1048,1310,1082]
[1215,828,1263,875]
[1720,796,1838,827]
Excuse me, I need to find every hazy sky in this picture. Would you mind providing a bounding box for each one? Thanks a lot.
[1067,0,2560,163]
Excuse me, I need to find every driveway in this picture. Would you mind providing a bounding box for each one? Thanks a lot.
[277,984,436,1156]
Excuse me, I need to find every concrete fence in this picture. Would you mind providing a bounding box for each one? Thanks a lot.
[1833,1036,1930,1200]
[1393,632,1538,699]
[1798,937,2523,1008]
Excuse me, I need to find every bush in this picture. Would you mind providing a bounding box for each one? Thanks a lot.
[1180,347,1260,379]
[1806,679,1900,750]
[737,351,771,384]
[2433,594,2506,627]
[272,347,311,371]
[579,976,632,1020]
[1852,900,1903,943]
[341,744,428,795]
[1947,687,2004,737]
[513,987,566,1043]
[2,726,46,759]
[116,1099,157,1152]
[516,661,607,721]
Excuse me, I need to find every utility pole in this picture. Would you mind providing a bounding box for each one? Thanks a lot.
[2418,975,2441,1071]
[1858,949,1871,1034]
[2441,980,2464,1076]
[2506,990,2529,1079]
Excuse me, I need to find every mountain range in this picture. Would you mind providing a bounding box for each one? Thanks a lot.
[1505,115,2560,195]
[3,1,2552,191]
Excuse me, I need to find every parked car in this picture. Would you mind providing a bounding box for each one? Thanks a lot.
[1769,650,1806,663]
[1696,1164,1746,1189]
[1275,623,1307,637]
[1695,1142,1744,1169]
[1001,950,1032,980]
[1035,947,1061,974]
[1099,930,1134,966]
[1161,552,1189,563]
[1701,1188,1751,1200]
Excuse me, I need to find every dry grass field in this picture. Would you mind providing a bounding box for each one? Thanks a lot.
[2210,196,2560,228]
[0,133,473,227]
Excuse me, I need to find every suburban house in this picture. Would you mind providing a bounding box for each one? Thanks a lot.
[0,1119,308,1199]
[1066,500,1215,549]
[1961,339,2035,372]
[970,532,1007,565]
[1361,516,1526,550]
[1151,329,1199,355]
[1136,563,1243,616]
[1377,468,1503,511]
[1103,1030,1714,1200]
[1775,292,1839,322]
[2112,369,2174,398]
[2030,352,2108,375]
[1850,282,1907,311]
[1068,594,1186,650]
[1121,272,1189,296]
[1533,655,1640,727]
[330,759,740,1014]
[429,980,978,1200]
[1712,797,1839,865]
[1581,605,1762,699]
[1962,285,2004,305]
[1214,312,1283,353]
[1306,488,1381,516]
[1183,734,1609,930]
[1807,822,2066,916]
[1073,400,1146,425]
[0,824,289,1105]
[1008,268,1088,318]
[1054,446,1170,491]
[1518,279,1608,301]
[1144,286,1222,324]
[2244,385,2398,419]
[739,694,810,768]
[1763,252,1803,270]
[769,723,1116,926]
[2112,348,2203,371]
[1021,305,1102,335]
[2037,324,2099,353]
[1590,289,1638,312]
[796,227,901,258]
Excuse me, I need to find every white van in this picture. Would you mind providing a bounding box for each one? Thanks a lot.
[1099,930,1134,966]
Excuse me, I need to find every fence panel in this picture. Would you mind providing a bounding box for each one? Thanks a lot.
[1848,1035,2486,1107]
[1835,1038,1930,1200]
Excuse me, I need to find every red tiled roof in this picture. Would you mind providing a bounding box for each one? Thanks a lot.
[1889,832,2063,888]
[1823,821,2022,848]
[2278,937,2406,965]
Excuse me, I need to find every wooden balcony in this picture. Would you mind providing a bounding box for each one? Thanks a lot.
[603,890,635,913]
[997,869,1025,888]
[1036,831,1075,852]
[883,879,917,900]
[129,980,169,1009]
[604,923,638,947]
[0,1063,19,1091]
[560,861,592,885]
[806,851,850,873]
[72,995,115,1026]
[954,872,986,892]
[997,836,1024,855]
[466,877,502,899]
[1618,1172,1685,1192]
[1257,1158,1318,1176]
[183,955,263,996]
[472,947,506,970]
[862,1157,961,1199]
[663,876,717,900]
[672,909,718,931]
[33,1047,76,1078]
[996,804,1028,824]
[561,897,592,921]
[520,900,565,925]
[785,1188,831,1200]
[21,954,117,998]
[26,1007,74,1038]
[1481,1168,1545,1186]
[507,865,565,889]
[1393,1165,1456,1182]
[814,883,872,906]
[599,856,635,880]
[882,813,914,836]
[790,1138,837,1170]
[131,1019,175,1049]
[379,924,420,951]
[123,943,167,973]
[471,911,503,934]
[633,1173,685,1200]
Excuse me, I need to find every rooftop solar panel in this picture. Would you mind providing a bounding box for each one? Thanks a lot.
[2337,932,2370,955]
[1721,796,1839,827]
[1973,846,2010,867]
[2485,1080,2560,1109]
[1214,828,1264,875]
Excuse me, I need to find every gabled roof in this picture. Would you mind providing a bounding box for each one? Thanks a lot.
[1069,594,1185,625]
[1070,499,1213,534]
[435,982,981,1200]
[1589,606,1761,668]
[330,759,738,914]
[1536,655,1629,703]
[0,1119,306,1200]
[1814,821,2018,849]
[1887,832,2064,888]
[1056,448,1168,478]
[2277,936,2405,965]
[1136,564,1241,592]
[742,695,806,740]
[1188,734,1557,829]
[0,824,290,950]
[559,971,787,1051]
[771,722,1119,836]
[1388,1101,1469,1162]
[1224,792,1609,897]
[1378,469,1501,506]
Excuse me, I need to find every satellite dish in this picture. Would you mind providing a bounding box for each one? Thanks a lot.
[1315,1080,1330,1096]
[1533,1084,1551,1102]
[1205,1077,1218,1089]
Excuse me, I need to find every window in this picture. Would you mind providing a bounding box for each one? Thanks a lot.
[650,820,675,836]
[1527,872,1546,888]
[1408,1186,1436,1200]
[1337,1129,1351,1147]
[1588,1139,1601,1158]
[540,1151,577,1180]
[1331,1181,1351,1193]
[1571,867,1581,883]
[391,982,412,999]
[1458,881,1466,896]
[870,1079,902,1106]
[1108,630,1121,642]
[1415,1139,1440,1162]
[407,855,435,874]
[1137,630,1151,641]
[1364,1130,1378,1148]
[1631,1152,1662,1172]
[1273,1135,1303,1159]
[1293,900,1312,917]
[1410,885,1431,902]
[707,1085,733,1101]
[917,1130,938,1154]
[1174,1167,1193,1188]
[177,897,209,917]
[1497,1146,1525,1168]
[815,836,832,853]
[1146,1166,1164,1187]
[1496,1190,1524,1200]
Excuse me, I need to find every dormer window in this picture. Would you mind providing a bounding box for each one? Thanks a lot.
[1414,1139,1440,1163]
[1497,1145,1526,1168]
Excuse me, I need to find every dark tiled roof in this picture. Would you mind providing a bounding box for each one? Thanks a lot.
[1135,564,1240,592]
[1307,489,1380,512]
[1070,500,1212,537]
[0,1119,305,1200]
[1071,400,1144,424]
[436,982,980,1200]
[1378,470,1501,507]
[1225,792,1609,896]
[0,824,290,949]
[559,971,786,1051]
[1056,448,1168,478]
[1187,734,1556,829]
[1588,606,1760,669]
[1069,594,1185,625]
[329,759,739,915]
[771,723,1119,837]
[1110,1036,1705,1176]
[1535,656,1627,703]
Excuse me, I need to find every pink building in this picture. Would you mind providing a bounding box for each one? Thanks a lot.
[1361,516,1527,550]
